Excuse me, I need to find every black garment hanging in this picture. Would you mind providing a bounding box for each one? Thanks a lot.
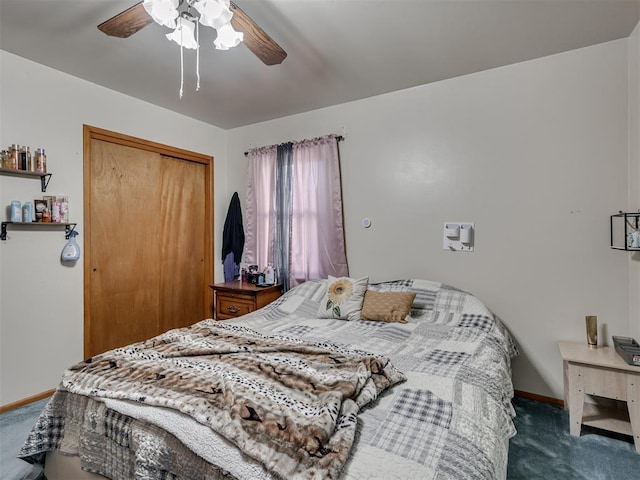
[222,192,245,282]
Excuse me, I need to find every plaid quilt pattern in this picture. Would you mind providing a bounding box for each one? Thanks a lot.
[20,279,517,480]
[411,349,470,377]
[424,349,470,365]
[371,389,452,468]
[459,314,493,332]
[103,409,131,448]
[371,323,413,343]
[25,415,64,457]
[391,389,453,428]
[437,430,494,479]
[433,288,466,312]
[275,324,313,338]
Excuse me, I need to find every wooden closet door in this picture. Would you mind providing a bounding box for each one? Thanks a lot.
[88,140,162,354]
[84,126,213,358]
[158,155,207,333]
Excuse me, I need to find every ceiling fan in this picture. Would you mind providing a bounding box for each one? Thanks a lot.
[97,0,287,66]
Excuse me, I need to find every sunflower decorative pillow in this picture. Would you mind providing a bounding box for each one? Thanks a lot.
[318,276,369,320]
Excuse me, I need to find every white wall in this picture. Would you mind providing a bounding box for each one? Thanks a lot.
[0,51,230,405]
[227,39,631,399]
[629,22,640,341]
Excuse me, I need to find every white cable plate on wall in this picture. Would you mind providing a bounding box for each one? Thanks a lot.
[443,222,474,252]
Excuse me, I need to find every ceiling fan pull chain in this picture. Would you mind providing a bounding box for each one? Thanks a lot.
[196,21,200,91]
[179,24,184,99]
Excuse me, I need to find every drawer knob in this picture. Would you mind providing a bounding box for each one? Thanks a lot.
[227,305,240,313]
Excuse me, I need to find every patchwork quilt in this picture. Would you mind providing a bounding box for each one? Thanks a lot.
[20,279,518,480]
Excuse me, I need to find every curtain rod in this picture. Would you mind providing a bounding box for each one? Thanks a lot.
[244,135,344,156]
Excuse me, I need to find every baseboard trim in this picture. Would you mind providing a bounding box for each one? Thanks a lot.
[515,389,564,407]
[0,389,55,414]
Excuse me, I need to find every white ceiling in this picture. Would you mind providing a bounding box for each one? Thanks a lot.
[1,1,639,129]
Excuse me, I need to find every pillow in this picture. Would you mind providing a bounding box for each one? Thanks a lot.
[361,290,416,323]
[317,276,369,320]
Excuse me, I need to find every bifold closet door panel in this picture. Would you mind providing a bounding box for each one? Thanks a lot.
[158,155,208,332]
[87,139,162,357]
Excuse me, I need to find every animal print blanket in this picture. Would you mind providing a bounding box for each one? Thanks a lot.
[55,322,406,479]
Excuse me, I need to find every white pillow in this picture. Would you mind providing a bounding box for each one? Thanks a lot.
[317,276,369,320]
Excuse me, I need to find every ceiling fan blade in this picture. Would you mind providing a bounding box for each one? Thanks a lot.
[97,1,286,65]
[98,2,153,39]
[230,2,287,65]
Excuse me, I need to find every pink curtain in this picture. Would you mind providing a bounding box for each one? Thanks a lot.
[289,135,348,287]
[245,145,277,269]
[245,135,348,289]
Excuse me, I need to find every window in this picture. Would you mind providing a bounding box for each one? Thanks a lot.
[245,135,348,290]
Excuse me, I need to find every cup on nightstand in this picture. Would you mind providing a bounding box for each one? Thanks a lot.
[585,316,598,349]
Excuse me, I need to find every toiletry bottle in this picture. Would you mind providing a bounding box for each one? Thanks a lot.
[241,265,247,283]
[61,230,81,262]
[26,146,32,171]
[19,145,26,170]
[35,148,46,173]
[22,202,33,223]
[9,145,18,169]
[264,263,275,285]
[10,201,22,222]
[52,202,61,223]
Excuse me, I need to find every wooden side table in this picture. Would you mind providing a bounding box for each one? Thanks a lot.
[557,340,639,452]
[210,281,282,320]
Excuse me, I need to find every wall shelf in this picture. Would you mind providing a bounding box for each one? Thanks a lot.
[1,222,77,241]
[0,167,52,192]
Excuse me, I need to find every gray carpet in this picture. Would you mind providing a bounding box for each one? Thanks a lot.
[0,398,49,480]
[508,396,640,479]
[0,395,638,479]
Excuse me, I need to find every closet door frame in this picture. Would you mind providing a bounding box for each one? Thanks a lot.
[82,125,214,357]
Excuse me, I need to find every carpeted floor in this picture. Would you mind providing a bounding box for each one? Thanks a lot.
[508,396,640,479]
[1,395,639,479]
[0,397,49,480]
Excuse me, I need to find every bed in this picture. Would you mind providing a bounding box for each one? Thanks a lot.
[19,278,518,480]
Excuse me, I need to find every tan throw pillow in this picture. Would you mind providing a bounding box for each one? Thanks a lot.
[318,276,369,320]
[361,290,416,323]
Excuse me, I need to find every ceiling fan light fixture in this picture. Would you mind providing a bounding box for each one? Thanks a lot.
[166,16,198,49]
[134,0,264,97]
[193,0,233,29]
[214,22,243,50]
[143,0,179,29]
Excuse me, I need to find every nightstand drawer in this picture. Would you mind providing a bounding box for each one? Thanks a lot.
[211,281,283,320]
[216,295,254,319]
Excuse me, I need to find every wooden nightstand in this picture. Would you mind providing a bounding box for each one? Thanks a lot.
[210,281,283,320]
[557,341,640,452]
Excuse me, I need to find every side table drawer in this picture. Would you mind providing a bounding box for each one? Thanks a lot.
[217,295,254,320]
[211,282,283,321]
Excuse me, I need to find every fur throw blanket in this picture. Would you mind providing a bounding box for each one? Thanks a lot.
[61,321,406,479]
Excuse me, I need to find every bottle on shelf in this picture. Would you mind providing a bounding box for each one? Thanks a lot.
[10,201,22,222]
[9,145,18,169]
[22,202,33,223]
[34,148,46,173]
[26,146,32,171]
[19,145,27,170]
